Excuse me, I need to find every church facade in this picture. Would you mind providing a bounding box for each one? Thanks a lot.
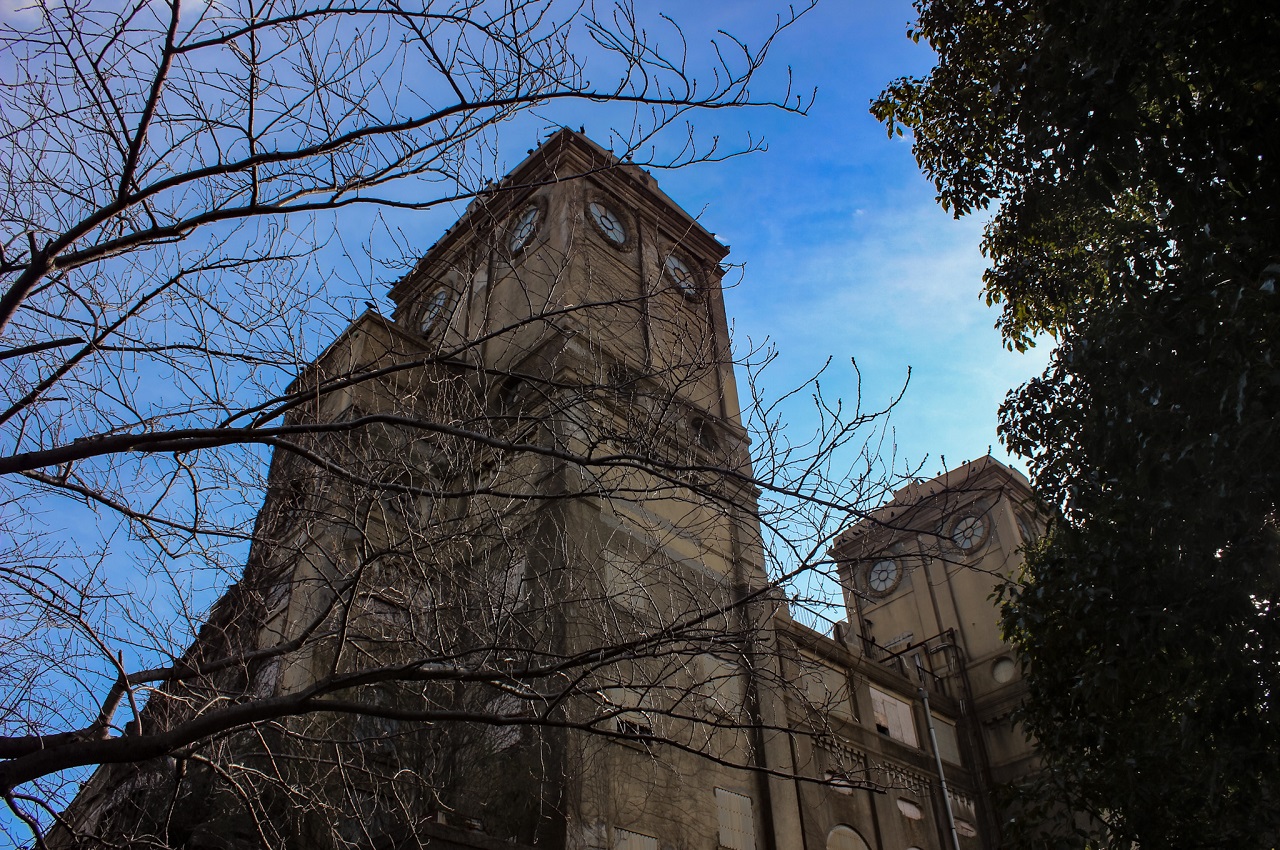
[57,130,1040,850]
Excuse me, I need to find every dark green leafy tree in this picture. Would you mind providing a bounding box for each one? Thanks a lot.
[874,2,1280,847]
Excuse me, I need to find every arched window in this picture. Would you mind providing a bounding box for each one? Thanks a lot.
[826,824,871,850]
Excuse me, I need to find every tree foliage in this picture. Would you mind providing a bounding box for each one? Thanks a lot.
[875,1,1280,847]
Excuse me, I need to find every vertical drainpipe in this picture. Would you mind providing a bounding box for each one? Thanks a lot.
[917,658,962,850]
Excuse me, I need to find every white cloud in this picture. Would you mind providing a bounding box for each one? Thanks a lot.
[727,193,1050,476]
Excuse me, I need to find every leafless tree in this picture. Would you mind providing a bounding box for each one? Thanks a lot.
[0,1,978,846]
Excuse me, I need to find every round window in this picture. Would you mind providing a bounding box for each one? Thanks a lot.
[419,288,452,336]
[508,204,540,253]
[664,252,698,298]
[866,559,900,595]
[951,515,988,551]
[691,417,718,451]
[992,656,1017,684]
[587,201,627,246]
[1016,511,1038,543]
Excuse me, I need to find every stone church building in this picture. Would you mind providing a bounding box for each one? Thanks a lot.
[57,130,1041,850]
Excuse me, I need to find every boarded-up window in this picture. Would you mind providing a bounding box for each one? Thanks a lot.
[896,798,924,820]
[823,771,856,796]
[615,828,658,850]
[604,687,654,740]
[715,788,756,850]
[826,825,871,850]
[601,532,658,614]
[801,655,854,721]
[932,714,962,765]
[869,686,918,747]
[700,654,745,716]
[485,693,524,752]
[485,555,529,622]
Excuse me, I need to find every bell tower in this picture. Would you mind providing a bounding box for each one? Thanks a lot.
[387,128,763,585]
[379,130,783,848]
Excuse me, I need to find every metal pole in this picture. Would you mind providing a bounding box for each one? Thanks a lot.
[917,658,963,850]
